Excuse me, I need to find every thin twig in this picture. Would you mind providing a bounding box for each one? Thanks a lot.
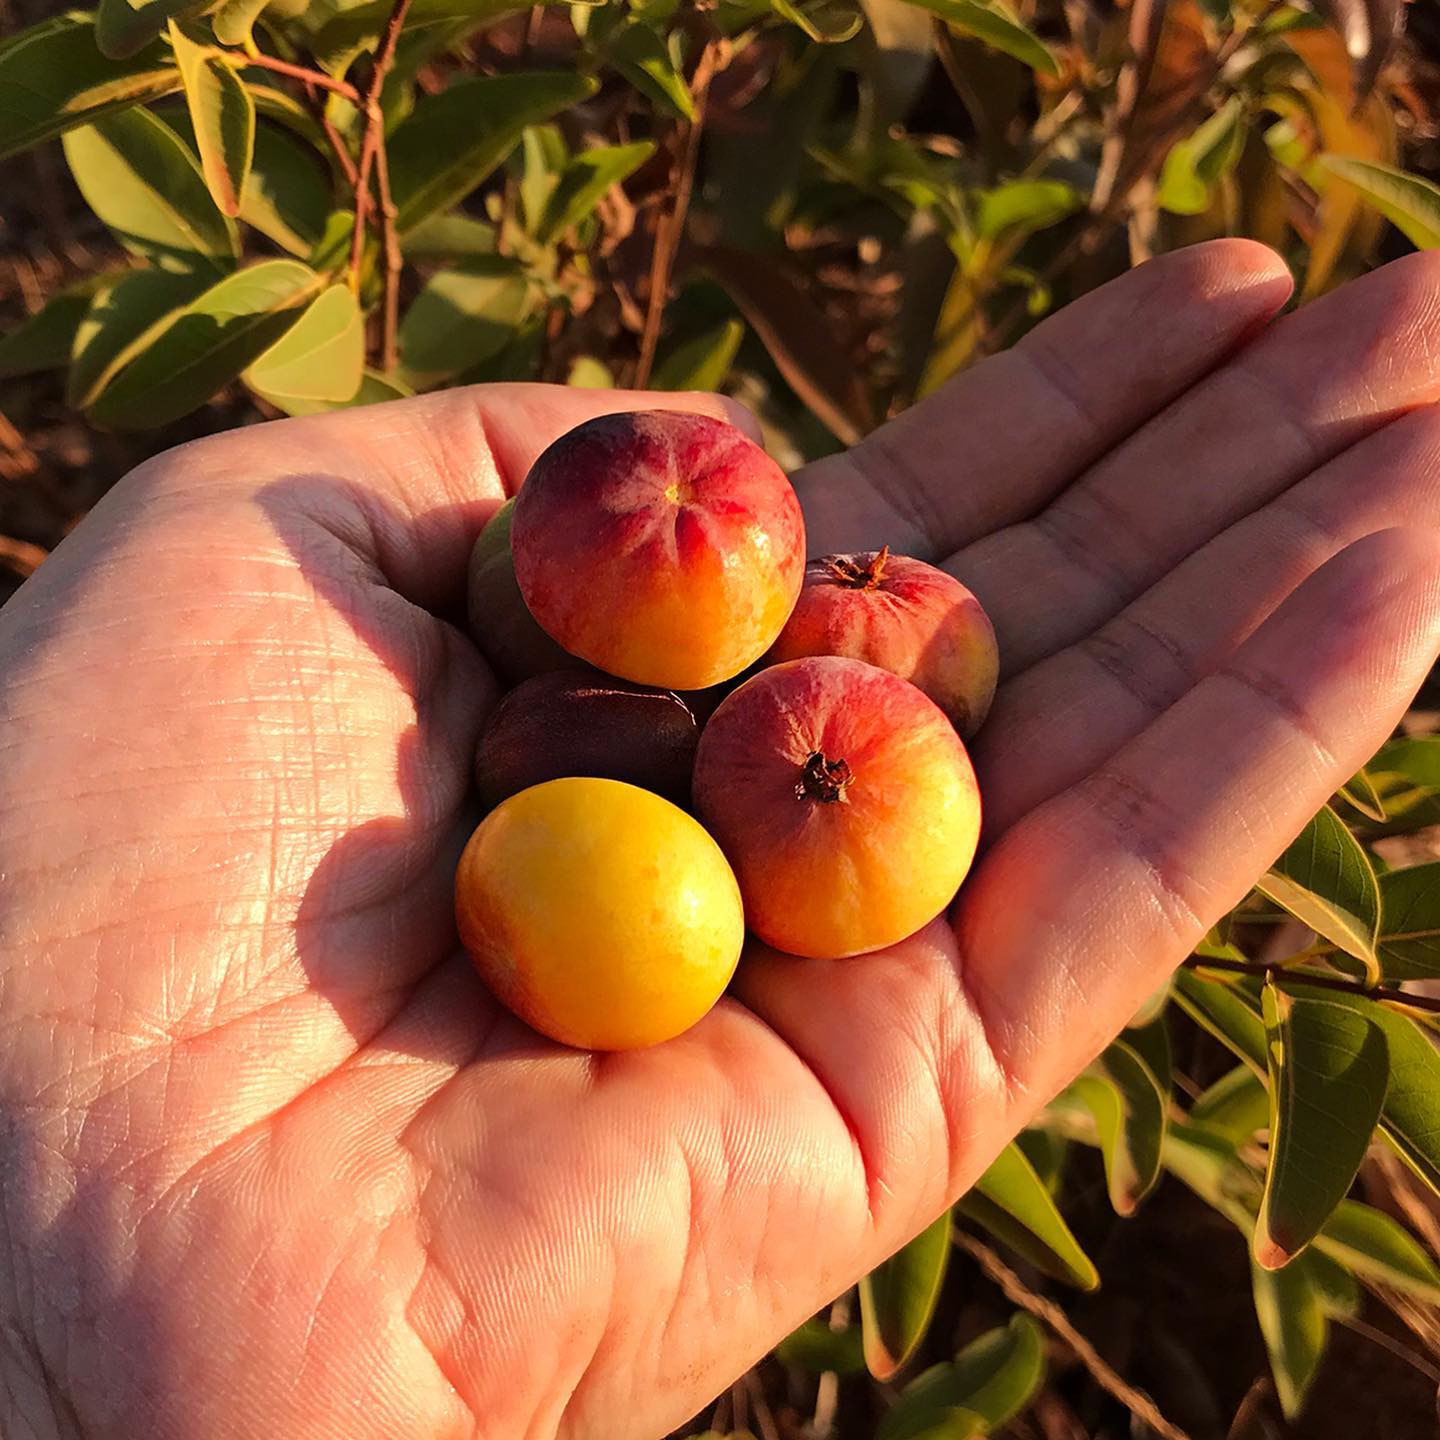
[227,48,361,102]
[349,0,413,304]
[954,1231,1195,1440]
[1182,955,1440,1016]
[0,535,47,578]
[318,103,359,188]
[985,0,1289,361]
[744,1369,782,1440]
[1332,1311,1440,1385]
[809,1292,850,1439]
[634,35,722,389]
[1373,1149,1440,1261]
[374,135,403,371]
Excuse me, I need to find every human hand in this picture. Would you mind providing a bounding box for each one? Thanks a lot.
[3,239,1439,1440]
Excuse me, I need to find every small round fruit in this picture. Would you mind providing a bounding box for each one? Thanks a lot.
[511,410,806,690]
[693,656,980,959]
[455,777,744,1050]
[467,498,575,682]
[473,670,698,811]
[764,547,999,736]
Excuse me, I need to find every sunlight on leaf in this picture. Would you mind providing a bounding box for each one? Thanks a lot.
[860,1210,952,1380]
[1255,804,1381,981]
[958,1143,1098,1290]
[1254,983,1388,1268]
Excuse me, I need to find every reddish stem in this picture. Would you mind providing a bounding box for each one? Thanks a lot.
[823,545,890,589]
[796,752,853,803]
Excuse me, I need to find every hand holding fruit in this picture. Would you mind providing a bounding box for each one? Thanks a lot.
[457,408,993,1045]
[4,243,1440,1440]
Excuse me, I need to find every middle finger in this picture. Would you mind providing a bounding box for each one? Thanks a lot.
[950,250,1440,675]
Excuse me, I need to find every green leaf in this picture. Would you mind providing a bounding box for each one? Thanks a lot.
[260,367,413,418]
[96,0,206,58]
[536,140,655,243]
[240,123,332,257]
[398,259,532,385]
[607,23,696,120]
[1319,156,1440,250]
[770,0,865,42]
[1124,1014,1172,1098]
[1255,805,1381,981]
[245,79,329,152]
[878,1315,1046,1440]
[896,0,1058,76]
[245,283,363,406]
[1336,767,1386,823]
[958,1143,1099,1290]
[401,213,499,260]
[516,123,569,234]
[1157,97,1246,215]
[1184,978,1440,1203]
[1251,1252,1332,1419]
[0,275,112,380]
[0,12,181,160]
[212,0,276,48]
[63,106,237,267]
[1127,976,1172,1029]
[774,1318,866,1375]
[308,210,362,278]
[1362,1001,1440,1197]
[1190,1064,1271,1146]
[859,1210,952,1380]
[88,259,321,428]
[566,356,615,388]
[1255,984,1389,1269]
[1377,863,1440,980]
[973,179,1083,240]
[1074,1040,1167,1216]
[309,0,543,64]
[170,23,254,217]
[388,72,598,232]
[1371,736,1440,793]
[1314,1199,1440,1304]
[1172,966,1268,1073]
[67,267,213,409]
[652,318,746,392]
[1162,1120,1263,1231]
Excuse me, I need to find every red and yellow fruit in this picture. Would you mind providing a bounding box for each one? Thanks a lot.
[456,777,744,1050]
[511,410,806,690]
[692,655,981,959]
[764,547,999,736]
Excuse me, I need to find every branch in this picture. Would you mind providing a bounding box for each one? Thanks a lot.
[634,35,722,389]
[320,107,360,189]
[349,0,413,312]
[228,48,361,102]
[1181,955,1440,1015]
[374,135,402,371]
[953,1231,1195,1440]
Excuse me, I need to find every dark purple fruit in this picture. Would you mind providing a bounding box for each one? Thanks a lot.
[474,670,699,810]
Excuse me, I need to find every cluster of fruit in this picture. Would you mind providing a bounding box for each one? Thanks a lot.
[455,411,998,1051]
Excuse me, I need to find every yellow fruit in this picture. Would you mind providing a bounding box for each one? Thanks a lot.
[455,777,745,1050]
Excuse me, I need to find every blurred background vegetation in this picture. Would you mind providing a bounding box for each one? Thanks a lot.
[6,0,1440,1435]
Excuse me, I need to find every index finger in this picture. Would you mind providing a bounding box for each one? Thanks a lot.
[794,239,1292,559]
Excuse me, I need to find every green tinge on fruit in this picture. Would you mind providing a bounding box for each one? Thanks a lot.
[466,498,576,682]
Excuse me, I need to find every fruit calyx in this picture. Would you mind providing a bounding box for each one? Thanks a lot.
[796,750,853,803]
[823,546,889,590]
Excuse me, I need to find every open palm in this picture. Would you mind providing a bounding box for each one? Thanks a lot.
[4,239,1440,1440]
